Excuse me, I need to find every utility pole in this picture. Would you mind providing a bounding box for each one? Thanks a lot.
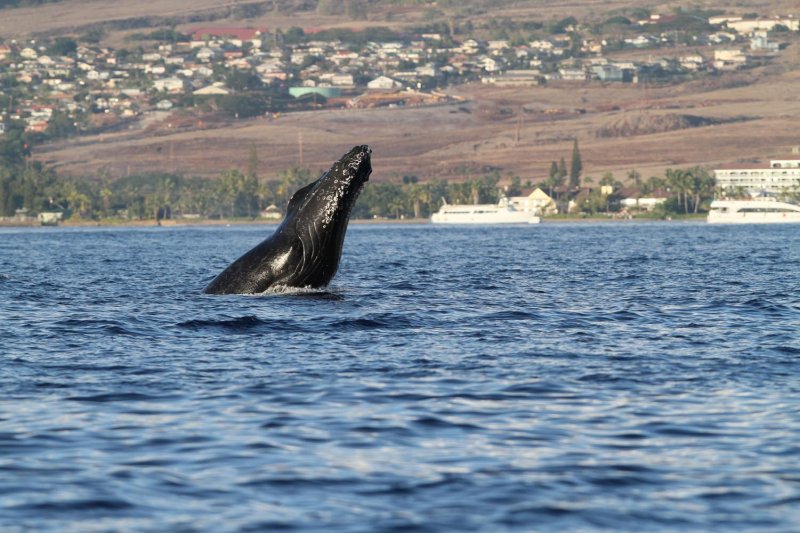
[298,130,304,166]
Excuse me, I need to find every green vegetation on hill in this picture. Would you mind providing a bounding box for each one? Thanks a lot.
[126,29,191,43]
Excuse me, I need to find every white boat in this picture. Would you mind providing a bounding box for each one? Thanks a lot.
[431,198,541,224]
[707,198,800,224]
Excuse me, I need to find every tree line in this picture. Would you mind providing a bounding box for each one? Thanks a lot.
[1,128,726,222]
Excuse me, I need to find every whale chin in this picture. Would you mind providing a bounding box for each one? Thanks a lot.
[204,145,372,295]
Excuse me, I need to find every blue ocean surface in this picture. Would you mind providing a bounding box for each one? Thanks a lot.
[0,222,799,532]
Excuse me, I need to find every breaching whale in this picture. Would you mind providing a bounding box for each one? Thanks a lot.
[204,145,372,294]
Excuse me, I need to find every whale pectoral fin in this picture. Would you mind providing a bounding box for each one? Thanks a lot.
[286,180,319,216]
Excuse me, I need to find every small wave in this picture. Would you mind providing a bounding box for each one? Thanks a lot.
[12,498,133,511]
[413,416,481,430]
[483,310,543,321]
[741,298,789,314]
[52,318,144,336]
[65,392,170,403]
[177,315,298,332]
[502,381,571,397]
[258,285,344,300]
[638,422,725,438]
[773,345,800,355]
[332,313,417,331]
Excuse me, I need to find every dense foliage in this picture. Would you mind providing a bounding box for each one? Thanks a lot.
[0,119,729,222]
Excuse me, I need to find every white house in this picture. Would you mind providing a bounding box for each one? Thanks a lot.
[620,197,667,211]
[330,74,355,86]
[509,188,558,215]
[153,77,186,93]
[558,67,587,81]
[713,49,747,70]
[415,63,439,77]
[367,76,402,90]
[751,32,780,52]
[193,82,230,95]
[727,17,799,33]
[196,47,218,62]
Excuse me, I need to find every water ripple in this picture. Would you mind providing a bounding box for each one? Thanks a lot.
[0,224,799,532]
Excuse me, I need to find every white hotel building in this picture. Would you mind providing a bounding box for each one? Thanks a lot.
[714,156,800,196]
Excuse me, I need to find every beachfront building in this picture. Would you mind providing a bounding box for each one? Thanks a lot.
[509,188,558,215]
[714,155,800,196]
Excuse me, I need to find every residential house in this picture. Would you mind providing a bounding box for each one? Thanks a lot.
[619,196,667,211]
[713,49,748,70]
[190,27,268,46]
[708,32,737,44]
[680,54,706,71]
[509,188,558,215]
[727,17,799,33]
[750,31,780,52]
[558,67,587,81]
[415,63,438,77]
[481,57,503,72]
[196,47,219,63]
[595,61,636,82]
[330,74,355,87]
[625,35,657,48]
[483,69,542,86]
[367,76,402,90]
[487,40,510,54]
[529,40,555,52]
[193,83,230,96]
[152,77,186,93]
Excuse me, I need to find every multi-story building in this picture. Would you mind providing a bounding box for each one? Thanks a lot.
[715,155,800,196]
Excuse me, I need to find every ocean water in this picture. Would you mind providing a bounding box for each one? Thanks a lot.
[0,222,799,532]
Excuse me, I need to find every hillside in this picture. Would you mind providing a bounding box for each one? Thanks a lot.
[4,0,800,186]
[35,60,800,184]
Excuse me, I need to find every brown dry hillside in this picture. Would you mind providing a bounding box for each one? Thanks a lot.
[36,51,800,184]
[6,0,800,184]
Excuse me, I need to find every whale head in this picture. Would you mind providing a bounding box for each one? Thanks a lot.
[203,145,372,294]
[287,145,371,233]
[279,144,372,287]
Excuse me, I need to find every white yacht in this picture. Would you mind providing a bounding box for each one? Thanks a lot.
[431,198,541,224]
[707,198,800,224]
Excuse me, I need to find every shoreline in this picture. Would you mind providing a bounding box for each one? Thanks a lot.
[0,215,703,229]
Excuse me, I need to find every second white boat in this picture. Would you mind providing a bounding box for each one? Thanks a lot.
[707,198,800,224]
[431,198,541,224]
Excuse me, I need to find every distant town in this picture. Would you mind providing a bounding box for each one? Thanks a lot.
[1,8,800,224]
[0,11,797,136]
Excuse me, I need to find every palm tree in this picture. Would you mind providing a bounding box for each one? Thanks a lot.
[408,183,430,219]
